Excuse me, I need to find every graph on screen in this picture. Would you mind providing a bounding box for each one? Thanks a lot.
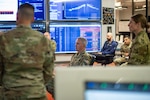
[50,0,101,20]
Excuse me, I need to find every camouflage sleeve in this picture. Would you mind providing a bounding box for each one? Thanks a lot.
[78,54,91,66]
[43,38,55,84]
[120,45,124,52]
[128,44,149,65]
[50,40,56,60]
[46,77,55,98]
[0,35,3,85]
[0,54,2,85]
[0,54,3,99]
[50,40,56,52]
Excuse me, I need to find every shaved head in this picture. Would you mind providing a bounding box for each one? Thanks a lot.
[17,3,34,25]
[107,32,113,41]
[107,32,113,37]
[18,3,34,20]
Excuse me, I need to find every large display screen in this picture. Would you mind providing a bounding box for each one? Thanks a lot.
[0,22,16,32]
[31,22,46,33]
[0,0,18,21]
[0,22,46,33]
[50,22,101,53]
[0,0,45,21]
[50,0,101,20]
[18,0,45,20]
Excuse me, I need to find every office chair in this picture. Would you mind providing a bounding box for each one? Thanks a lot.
[100,54,114,66]
[89,55,96,66]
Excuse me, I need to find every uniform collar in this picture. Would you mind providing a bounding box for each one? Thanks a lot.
[77,50,86,55]
[17,24,31,28]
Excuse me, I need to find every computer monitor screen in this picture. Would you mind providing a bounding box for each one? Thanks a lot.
[18,0,45,20]
[0,22,46,33]
[55,67,150,100]
[50,0,101,20]
[50,0,63,20]
[85,81,150,100]
[0,22,16,32]
[50,22,101,53]
[31,22,46,33]
[0,0,18,21]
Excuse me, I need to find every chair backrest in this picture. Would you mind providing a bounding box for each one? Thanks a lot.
[89,55,96,65]
[112,41,118,56]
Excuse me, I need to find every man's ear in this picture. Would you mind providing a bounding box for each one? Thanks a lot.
[31,17,34,23]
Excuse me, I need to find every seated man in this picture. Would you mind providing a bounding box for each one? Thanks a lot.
[94,32,118,64]
[114,36,132,66]
[69,37,92,66]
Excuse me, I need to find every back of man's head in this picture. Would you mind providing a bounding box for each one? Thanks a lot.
[17,3,34,22]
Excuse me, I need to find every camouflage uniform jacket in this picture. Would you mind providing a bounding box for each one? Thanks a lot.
[69,51,91,66]
[128,30,150,65]
[120,42,132,58]
[49,40,56,60]
[50,40,56,52]
[0,25,54,99]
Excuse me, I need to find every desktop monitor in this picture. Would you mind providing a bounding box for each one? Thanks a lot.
[85,81,150,100]
[55,67,150,100]
[50,0,101,20]
[49,22,101,53]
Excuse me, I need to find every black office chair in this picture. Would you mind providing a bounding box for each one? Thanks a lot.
[89,55,96,66]
[100,54,114,66]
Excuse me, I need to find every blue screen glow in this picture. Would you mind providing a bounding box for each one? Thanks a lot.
[50,22,101,53]
[0,22,46,33]
[50,0,101,20]
[18,0,45,20]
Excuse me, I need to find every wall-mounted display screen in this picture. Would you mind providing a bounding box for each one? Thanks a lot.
[49,22,101,53]
[0,0,45,21]
[18,0,45,20]
[50,0,101,20]
[0,0,18,21]
[0,22,46,33]
[0,22,16,32]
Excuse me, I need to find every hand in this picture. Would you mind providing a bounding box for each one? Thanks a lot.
[98,52,102,54]
[124,53,129,56]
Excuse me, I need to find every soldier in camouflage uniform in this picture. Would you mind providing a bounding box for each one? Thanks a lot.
[44,32,56,53]
[69,37,92,66]
[0,3,54,100]
[44,32,56,98]
[114,36,132,66]
[127,14,150,65]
